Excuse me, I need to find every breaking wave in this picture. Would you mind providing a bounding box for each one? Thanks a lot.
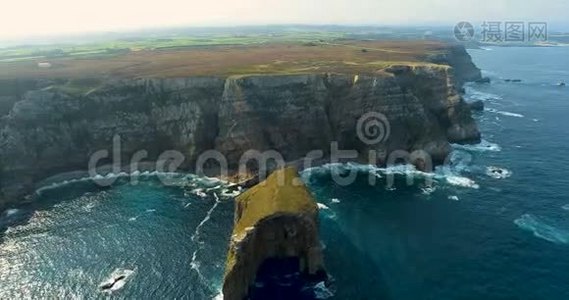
[514,214,569,245]
[445,176,480,189]
[486,108,525,118]
[301,162,479,190]
[99,268,136,293]
[486,167,512,179]
[453,139,502,152]
[464,86,502,102]
[34,171,236,198]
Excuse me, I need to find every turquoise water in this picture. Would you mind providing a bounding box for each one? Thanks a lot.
[0,176,235,299]
[305,46,569,299]
[1,47,569,299]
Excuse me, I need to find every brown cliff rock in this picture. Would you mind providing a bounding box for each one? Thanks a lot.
[222,167,325,300]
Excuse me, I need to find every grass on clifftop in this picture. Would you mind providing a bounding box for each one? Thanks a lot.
[0,40,449,79]
[232,167,318,240]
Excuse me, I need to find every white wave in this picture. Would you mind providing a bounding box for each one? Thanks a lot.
[486,166,512,179]
[317,203,331,210]
[486,108,525,118]
[145,209,156,213]
[448,195,460,201]
[464,86,502,101]
[190,193,221,284]
[421,186,437,195]
[83,202,97,212]
[314,281,335,299]
[331,198,341,204]
[99,268,135,293]
[191,188,208,198]
[128,217,138,222]
[34,171,230,196]
[562,204,569,211]
[446,176,480,189]
[303,162,479,190]
[2,208,20,217]
[453,139,502,152]
[212,292,224,300]
[514,214,569,244]
[219,188,241,198]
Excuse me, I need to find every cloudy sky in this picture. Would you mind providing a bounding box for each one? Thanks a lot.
[1,0,568,38]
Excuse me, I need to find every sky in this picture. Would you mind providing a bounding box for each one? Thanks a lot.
[0,0,568,39]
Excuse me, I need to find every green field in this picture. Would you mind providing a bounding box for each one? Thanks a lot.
[0,31,346,63]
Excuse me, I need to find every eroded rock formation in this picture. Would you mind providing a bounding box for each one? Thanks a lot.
[222,167,325,300]
[0,46,482,208]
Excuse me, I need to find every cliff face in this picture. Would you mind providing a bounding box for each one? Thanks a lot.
[425,44,482,86]
[223,167,325,300]
[0,48,482,207]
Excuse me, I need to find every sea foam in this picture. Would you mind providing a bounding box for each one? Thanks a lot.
[445,176,480,189]
[464,86,502,102]
[453,139,502,152]
[486,108,525,118]
[99,268,135,293]
[301,163,480,190]
[486,166,512,179]
[514,214,569,245]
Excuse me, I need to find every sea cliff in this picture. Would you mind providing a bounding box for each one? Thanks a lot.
[223,167,325,299]
[0,45,482,208]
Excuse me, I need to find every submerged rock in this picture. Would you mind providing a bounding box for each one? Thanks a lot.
[468,100,485,111]
[99,269,134,293]
[222,167,326,300]
[475,77,491,84]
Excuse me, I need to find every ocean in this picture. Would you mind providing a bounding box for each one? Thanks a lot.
[1,46,568,299]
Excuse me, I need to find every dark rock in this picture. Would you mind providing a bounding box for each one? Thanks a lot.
[0,46,483,207]
[425,45,483,85]
[468,100,485,111]
[475,77,491,84]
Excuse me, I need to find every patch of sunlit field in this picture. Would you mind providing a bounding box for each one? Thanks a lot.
[0,35,448,79]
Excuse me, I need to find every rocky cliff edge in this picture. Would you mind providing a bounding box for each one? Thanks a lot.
[0,45,482,208]
[222,167,325,300]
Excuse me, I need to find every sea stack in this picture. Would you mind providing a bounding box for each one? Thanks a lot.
[222,167,326,300]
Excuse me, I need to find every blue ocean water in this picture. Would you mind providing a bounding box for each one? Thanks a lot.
[1,46,568,299]
[0,175,235,299]
[305,46,569,299]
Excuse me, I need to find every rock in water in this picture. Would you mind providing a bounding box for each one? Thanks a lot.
[475,77,491,84]
[468,100,485,112]
[99,269,134,293]
[222,167,326,300]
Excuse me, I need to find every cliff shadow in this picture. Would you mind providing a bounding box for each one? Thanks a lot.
[320,218,393,299]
